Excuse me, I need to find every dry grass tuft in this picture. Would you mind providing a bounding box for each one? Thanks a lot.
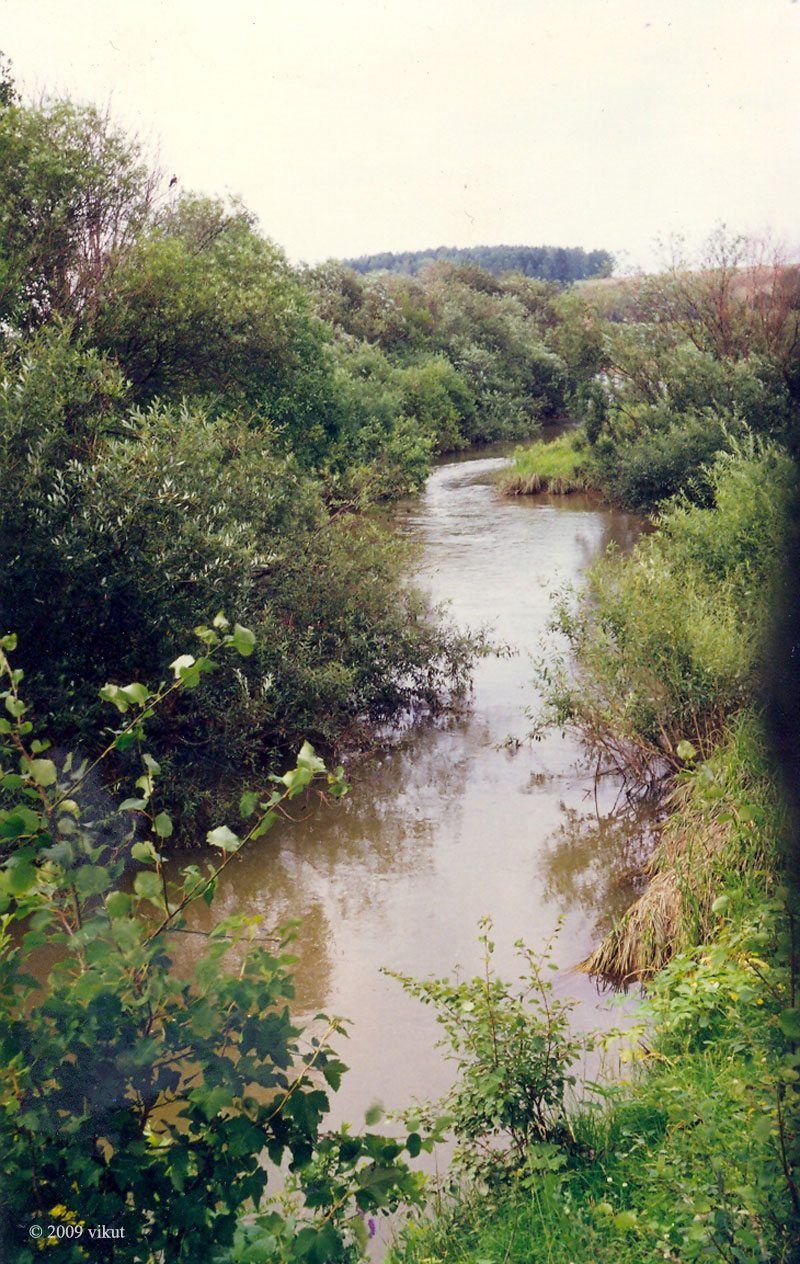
[577,791,734,990]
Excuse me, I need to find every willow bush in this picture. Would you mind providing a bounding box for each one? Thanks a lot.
[538,439,795,782]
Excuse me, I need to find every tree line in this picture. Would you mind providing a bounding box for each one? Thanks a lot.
[340,243,613,283]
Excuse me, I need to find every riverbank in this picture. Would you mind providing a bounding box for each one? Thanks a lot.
[387,440,800,1264]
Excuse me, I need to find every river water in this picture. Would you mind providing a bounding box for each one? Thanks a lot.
[171,450,647,1129]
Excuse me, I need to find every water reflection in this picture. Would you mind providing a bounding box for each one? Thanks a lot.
[171,452,647,1125]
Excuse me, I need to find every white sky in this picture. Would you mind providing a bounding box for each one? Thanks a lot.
[2,0,799,272]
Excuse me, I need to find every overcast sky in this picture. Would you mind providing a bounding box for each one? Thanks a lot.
[2,0,798,272]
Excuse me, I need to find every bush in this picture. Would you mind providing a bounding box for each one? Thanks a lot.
[388,920,591,1182]
[0,631,426,1263]
[539,439,795,780]
[0,342,477,822]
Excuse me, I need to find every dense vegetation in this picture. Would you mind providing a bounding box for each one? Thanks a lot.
[388,240,800,1262]
[340,244,613,283]
[501,230,800,509]
[1,55,799,1264]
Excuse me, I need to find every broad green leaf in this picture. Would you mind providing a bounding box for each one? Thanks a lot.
[281,765,313,794]
[119,682,149,705]
[778,1009,800,1040]
[134,871,164,903]
[613,1209,638,1230]
[24,758,57,787]
[99,684,129,713]
[239,791,259,818]
[232,623,256,656]
[170,654,196,679]
[252,810,278,839]
[297,741,326,773]
[73,865,109,896]
[153,812,173,838]
[364,1103,384,1126]
[6,860,36,894]
[131,840,159,864]
[207,825,240,852]
[105,890,133,918]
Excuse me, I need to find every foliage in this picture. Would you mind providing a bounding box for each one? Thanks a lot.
[303,259,574,457]
[388,920,591,1182]
[581,230,800,509]
[0,336,477,822]
[0,630,428,1263]
[0,96,158,334]
[538,439,795,782]
[497,429,589,495]
[391,892,799,1264]
[86,196,342,460]
[340,243,614,283]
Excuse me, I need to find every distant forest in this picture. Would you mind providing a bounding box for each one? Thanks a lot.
[340,243,614,282]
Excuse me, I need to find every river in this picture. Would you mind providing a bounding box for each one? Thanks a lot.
[169,448,648,1131]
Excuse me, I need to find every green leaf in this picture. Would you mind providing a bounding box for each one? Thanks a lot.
[676,739,697,761]
[297,741,326,774]
[207,825,240,852]
[6,860,36,894]
[105,891,133,919]
[4,696,26,719]
[351,1214,368,1251]
[99,684,129,713]
[153,811,173,838]
[73,865,110,896]
[24,758,57,787]
[119,682,149,705]
[711,894,730,914]
[613,1209,638,1230]
[252,810,278,839]
[132,840,159,863]
[240,791,260,818]
[134,871,164,903]
[364,1103,384,1126]
[778,1009,800,1040]
[170,654,196,679]
[232,623,256,657]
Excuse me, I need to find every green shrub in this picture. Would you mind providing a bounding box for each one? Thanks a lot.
[0,343,477,822]
[388,920,592,1182]
[539,439,794,779]
[0,631,426,1263]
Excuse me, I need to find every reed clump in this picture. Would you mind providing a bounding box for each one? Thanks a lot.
[578,717,777,989]
[497,431,591,496]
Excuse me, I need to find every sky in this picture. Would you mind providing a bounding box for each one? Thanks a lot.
[1,0,799,272]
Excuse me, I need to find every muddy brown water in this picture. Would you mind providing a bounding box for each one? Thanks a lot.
[167,449,649,1135]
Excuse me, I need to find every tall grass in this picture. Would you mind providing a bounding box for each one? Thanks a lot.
[497,430,591,495]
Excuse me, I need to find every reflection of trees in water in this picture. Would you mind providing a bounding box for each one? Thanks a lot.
[537,797,657,932]
[167,709,494,1008]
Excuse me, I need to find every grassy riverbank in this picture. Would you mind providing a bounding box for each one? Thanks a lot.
[389,441,800,1264]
